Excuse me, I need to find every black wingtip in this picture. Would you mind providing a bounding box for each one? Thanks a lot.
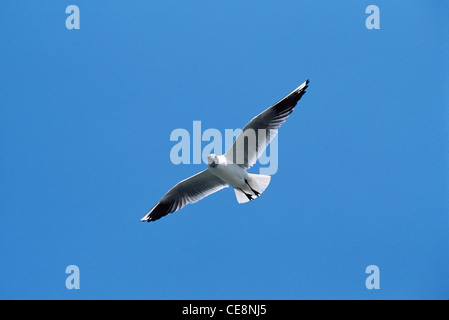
[295,79,310,94]
[141,201,175,223]
[303,79,310,89]
[293,79,310,100]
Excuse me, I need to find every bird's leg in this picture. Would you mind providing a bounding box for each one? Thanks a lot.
[245,179,260,197]
[238,188,254,201]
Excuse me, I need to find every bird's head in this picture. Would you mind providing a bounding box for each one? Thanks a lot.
[207,154,219,168]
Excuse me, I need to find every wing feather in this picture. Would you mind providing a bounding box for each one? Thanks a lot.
[141,170,228,222]
[225,80,309,168]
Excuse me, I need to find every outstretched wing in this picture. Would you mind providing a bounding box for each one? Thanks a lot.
[225,80,309,169]
[141,170,228,222]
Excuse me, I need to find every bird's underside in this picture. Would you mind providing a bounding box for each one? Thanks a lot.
[141,80,309,222]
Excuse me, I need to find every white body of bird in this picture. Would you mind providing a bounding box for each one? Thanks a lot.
[207,154,271,204]
[207,154,247,188]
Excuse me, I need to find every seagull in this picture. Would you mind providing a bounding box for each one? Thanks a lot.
[141,80,310,222]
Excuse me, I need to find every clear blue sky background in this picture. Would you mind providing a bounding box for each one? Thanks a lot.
[1,1,448,300]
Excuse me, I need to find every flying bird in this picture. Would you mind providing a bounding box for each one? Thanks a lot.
[141,80,310,222]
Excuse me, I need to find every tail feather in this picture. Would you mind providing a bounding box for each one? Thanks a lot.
[248,174,271,195]
[234,174,271,204]
[235,188,253,204]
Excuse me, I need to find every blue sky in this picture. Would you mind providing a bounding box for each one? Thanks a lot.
[0,1,448,299]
